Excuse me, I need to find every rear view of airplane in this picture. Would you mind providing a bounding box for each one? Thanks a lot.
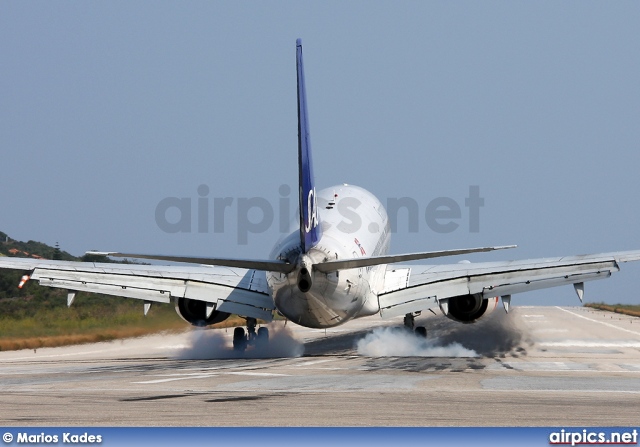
[2,39,640,352]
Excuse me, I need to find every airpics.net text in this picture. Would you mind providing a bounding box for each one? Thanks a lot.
[154,185,484,244]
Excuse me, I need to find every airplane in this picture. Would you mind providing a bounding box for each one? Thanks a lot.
[2,38,640,352]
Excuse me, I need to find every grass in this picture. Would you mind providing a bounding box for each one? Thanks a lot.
[0,311,260,352]
[0,310,264,352]
[0,233,265,351]
[0,283,264,351]
[0,291,187,351]
[0,328,182,351]
[584,302,640,318]
[0,295,275,352]
[0,302,257,351]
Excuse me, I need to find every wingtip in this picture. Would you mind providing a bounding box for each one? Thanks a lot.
[85,251,115,256]
[296,38,302,47]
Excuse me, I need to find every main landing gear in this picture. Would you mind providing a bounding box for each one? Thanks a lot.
[233,317,269,352]
[404,312,427,338]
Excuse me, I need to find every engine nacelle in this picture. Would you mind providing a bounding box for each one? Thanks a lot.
[444,294,498,324]
[174,297,231,327]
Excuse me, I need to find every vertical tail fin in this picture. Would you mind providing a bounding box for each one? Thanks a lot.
[296,38,321,253]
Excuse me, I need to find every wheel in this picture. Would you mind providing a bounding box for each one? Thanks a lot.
[403,313,415,330]
[415,326,427,338]
[246,317,258,342]
[233,327,247,351]
[256,327,269,349]
[257,326,269,341]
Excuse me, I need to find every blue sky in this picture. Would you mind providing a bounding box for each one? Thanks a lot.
[1,2,639,306]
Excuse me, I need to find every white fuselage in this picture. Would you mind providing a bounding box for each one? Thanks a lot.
[266,185,390,328]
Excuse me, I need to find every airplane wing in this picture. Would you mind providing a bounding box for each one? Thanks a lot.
[378,250,640,319]
[0,257,274,321]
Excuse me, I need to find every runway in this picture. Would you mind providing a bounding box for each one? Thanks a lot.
[1,306,640,426]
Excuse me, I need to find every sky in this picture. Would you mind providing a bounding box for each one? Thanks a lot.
[1,1,639,306]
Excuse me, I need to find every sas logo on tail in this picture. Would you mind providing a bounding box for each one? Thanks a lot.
[304,187,318,233]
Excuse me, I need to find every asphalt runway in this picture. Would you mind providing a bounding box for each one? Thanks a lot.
[1,306,640,426]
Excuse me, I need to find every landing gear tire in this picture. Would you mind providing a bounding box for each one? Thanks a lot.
[233,318,269,352]
[257,326,269,341]
[415,326,427,338]
[256,327,269,349]
[246,317,257,342]
[403,313,415,330]
[233,327,247,351]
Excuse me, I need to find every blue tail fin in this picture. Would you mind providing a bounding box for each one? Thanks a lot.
[296,38,321,253]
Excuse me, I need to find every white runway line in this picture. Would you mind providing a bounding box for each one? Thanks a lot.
[533,329,569,334]
[294,358,339,367]
[134,374,218,384]
[556,307,640,336]
[539,340,640,348]
[499,361,588,371]
[133,371,289,384]
[226,372,290,377]
[0,348,127,361]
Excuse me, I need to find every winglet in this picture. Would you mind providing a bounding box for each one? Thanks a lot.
[296,38,322,253]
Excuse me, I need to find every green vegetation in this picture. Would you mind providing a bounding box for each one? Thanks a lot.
[0,292,188,351]
[0,232,190,350]
[0,230,76,261]
[584,302,640,318]
[0,231,277,351]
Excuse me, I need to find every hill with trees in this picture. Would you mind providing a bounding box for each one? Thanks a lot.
[0,231,187,350]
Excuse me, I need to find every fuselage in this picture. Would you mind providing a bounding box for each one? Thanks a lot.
[267,184,391,328]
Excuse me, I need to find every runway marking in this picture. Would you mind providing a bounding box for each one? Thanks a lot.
[179,359,282,372]
[134,374,218,384]
[294,359,339,367]
[522,315,545,318]
[482,376,640,392]
[539,340,640,348]
[533,329,569,334]
[556,307,640,336]
[489,370,640,374]
[226,372,290,377]
[133,371,289,384]
[0,348,138,361]
[297,367,348,370]
[484,388,640,394]
[620,364,640,371]
[208,374,428,392]
[496,362,590,371]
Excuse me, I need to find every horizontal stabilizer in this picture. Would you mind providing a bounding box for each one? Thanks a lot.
[312,245,517,273]
[85,251,296,273]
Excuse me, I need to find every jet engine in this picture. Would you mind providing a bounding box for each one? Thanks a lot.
[174,297,230,327]
[444,294,498,324]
